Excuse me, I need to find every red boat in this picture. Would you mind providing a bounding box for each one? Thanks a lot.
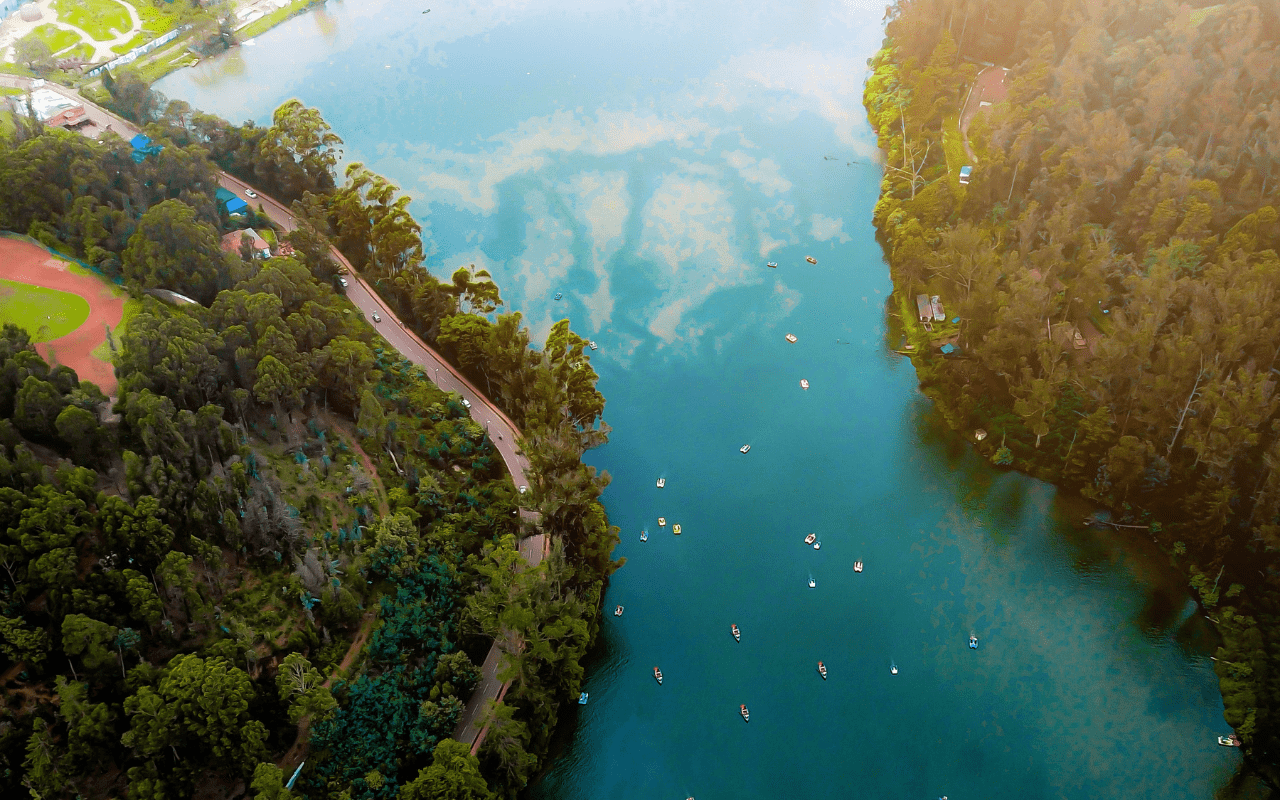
[653,667,663,685]
[740,704,750,722]
[818,661,827,680]
[731,624,741,642]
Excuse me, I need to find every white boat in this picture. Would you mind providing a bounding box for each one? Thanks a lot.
[890,663,898,675]
[766,261,778,268]
[854,561,863,573]
[658,517,666,527]
[656,478,665,488]
[731,624,741,642]
[817,661,827,679]
[1218,735,1240,746]
[672,524,682,535]
[653,667,663,684]
[640,529,648,542]
[740,704,750,722]
[800,379,810,389]
[578,691,588,704]
[589,340,598,350]
[969,635,978,649]
[813,541,821,550]
[806,256,817,264]
[740,444,751,454]
[785,333,797,343]
[808,576,816,589]
[804,533,817,545]
[614,605,624,617]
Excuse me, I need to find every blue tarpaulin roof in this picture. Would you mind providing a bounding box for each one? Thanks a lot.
[130,133,150,149]
[940,343,957,355]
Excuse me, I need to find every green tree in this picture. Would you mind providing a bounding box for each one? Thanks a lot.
[55,404,105,464]
[400,738,495,800]
[123,199,230,304]
[275,652,335,723]
[61,613,118,672]
[14,375,66,439]
[0,613,49,666]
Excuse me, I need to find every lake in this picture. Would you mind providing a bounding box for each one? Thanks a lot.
[157,1,1241,797]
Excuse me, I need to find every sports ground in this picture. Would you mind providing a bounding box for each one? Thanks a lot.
[0,236,129,395]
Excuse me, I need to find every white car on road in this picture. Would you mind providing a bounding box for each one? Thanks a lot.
[371,312,381,323]
[461,398,471,408]
[244,189,258,198]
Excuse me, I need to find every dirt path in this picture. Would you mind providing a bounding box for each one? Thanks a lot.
[0,237,124,393]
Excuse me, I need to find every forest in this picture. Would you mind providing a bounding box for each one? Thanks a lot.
[0,84,618,798]
[865,0,1280,782]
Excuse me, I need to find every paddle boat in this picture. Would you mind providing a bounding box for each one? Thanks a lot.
[766,261,778,268]
[614,605,624,617]
[1219,735,1241,747]
[740,444,751,454]
[813,540,821,550]
[890,663,898,675]
[731,624,741,642]
[578,691,588,704]
[653,667,663,684]
[785,333,798,343]
[817,661,827,680]
[740,704,750,722]
[640,529,648,542]
[969,635,978,649]
[808,575,816,589]
[673,524,682,535]
[658,517,666,527]
[554,291,563,300]
[806,256,817,264]
[656,478,665,488]
[854,561,863,573]
[588,340,598,350]
[800,379,810,389]
[804,533,817,545]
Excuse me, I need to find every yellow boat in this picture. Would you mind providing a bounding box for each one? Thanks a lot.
[673,524,682,535]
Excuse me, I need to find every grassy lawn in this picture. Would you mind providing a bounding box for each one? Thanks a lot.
[132,0,192,35]
[51,0,134,41]
[941,112,968,192]
[0,112,17,141]
[111,31,149,54]
[238,0,315,39]
[29,24,83,56]
[0,280,91,343]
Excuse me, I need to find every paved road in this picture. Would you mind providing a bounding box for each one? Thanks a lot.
[959,65,1010,162]
[16,77,548,749]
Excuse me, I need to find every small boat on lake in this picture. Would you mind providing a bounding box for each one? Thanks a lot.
[740,704,750,722]
[785,333,797,343]
[740,444,751,454]
[808,575,816,589]
[640,529,648,542]
[800,379,810,389]
[806,256,817,264]
[554,291,563,300]
[654,667,663,684]
[767,261,778,268]
[854,561,863,573]
[813,540,821,550]
[578,691,588,704]
[890,663,898,675]
[588,341,598,350]
[804,533,817,545]
[656,478,665,488]
[614,605,624,617]
[673,524,682,535]
[969,635,978,649]
[1219,735,1241,746]
[658,517,666,527]
[817,661,827,679]
[731,624,741,642]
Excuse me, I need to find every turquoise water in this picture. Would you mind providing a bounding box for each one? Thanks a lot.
[158,2,1240,797]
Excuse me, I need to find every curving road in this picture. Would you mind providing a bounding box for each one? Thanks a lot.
[15,77,547,750]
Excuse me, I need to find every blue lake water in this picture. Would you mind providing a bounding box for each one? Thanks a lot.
[158,1,1241,797]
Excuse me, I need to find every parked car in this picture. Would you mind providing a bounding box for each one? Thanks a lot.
[338,277,349,287]
[461,398,471,408]
[244,189,258,198]
[518,485,528,494]
[371,311,381,323]
[958,165,973,185]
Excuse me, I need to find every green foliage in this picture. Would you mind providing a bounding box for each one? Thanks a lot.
[399,739,495,800]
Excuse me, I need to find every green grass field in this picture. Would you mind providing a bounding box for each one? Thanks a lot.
[51,0,133,41]
[0,280,91,343]
[29,24,82,55]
